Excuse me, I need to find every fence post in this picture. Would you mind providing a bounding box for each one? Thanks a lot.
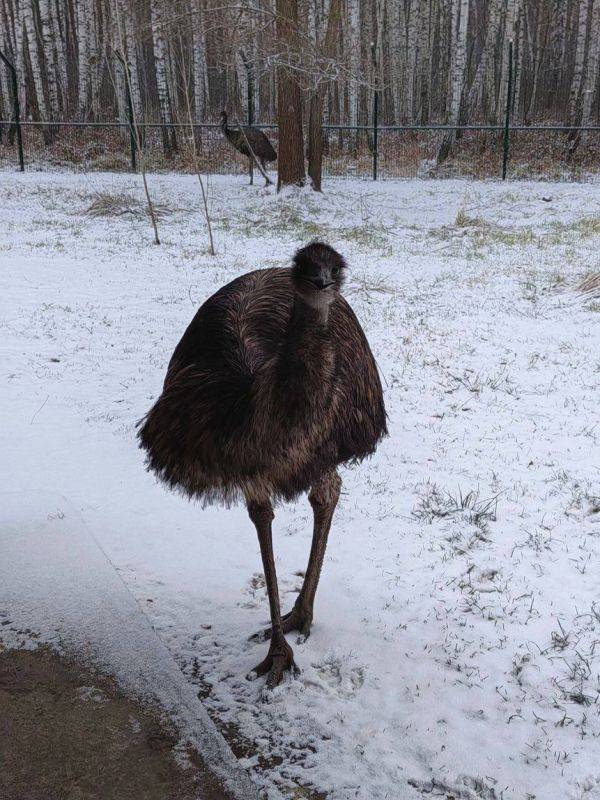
[502,39,513,181]
[371,42,378,181]
[244,54,254,185]
[115,51,137,172]
[0,48,24,172]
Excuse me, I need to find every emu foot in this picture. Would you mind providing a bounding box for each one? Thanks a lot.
[249,602,313,645]
[247,633,298,690]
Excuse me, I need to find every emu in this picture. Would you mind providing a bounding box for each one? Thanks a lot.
[138,243,387,690]
[219,110,277,184]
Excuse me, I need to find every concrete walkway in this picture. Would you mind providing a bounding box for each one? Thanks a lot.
[0,491,260,800]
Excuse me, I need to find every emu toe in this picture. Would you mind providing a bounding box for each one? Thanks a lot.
[247,634,298,690]
[249,603,313,645]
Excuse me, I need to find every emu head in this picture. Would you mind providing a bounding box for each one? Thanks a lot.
[292,242,346,307]
[219,110,228,129]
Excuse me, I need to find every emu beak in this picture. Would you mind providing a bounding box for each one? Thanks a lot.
[311,271,334,290]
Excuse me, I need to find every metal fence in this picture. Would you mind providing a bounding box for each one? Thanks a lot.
[1,119,600,181]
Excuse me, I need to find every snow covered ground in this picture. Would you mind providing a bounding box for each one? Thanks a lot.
[2,171,600,800]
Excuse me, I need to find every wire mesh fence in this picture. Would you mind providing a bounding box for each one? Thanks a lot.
[1,120,600,181]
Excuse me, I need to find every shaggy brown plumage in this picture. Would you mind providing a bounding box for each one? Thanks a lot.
[138,242,387,689]
[220,110,277,178]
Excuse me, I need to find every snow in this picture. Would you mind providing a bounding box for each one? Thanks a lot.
[1,492,260,799]
[2,170,600,800]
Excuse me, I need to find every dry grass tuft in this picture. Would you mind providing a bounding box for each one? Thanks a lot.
[576,272,600,298]
[84,191,171,220]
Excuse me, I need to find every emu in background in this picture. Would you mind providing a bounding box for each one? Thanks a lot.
[138,243,387,692]
[219,110,277,185]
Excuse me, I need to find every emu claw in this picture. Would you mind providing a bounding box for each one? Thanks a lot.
[249,604,313,644]
[247,634,298,690]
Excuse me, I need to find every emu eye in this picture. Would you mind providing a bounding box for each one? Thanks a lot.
[332,267,340,276]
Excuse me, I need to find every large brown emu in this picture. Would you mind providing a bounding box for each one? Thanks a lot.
[220,110,277,184]
[138,243,387,689]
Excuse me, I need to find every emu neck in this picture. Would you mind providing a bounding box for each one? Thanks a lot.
[292,292,331,326]
[273,294,334,427]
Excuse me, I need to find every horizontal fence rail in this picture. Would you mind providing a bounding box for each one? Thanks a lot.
[1,120,599,181]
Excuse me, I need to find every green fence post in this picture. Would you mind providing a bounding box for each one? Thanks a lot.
[245,56,254,185]
[502,39,513,181]
[371,42,378,181]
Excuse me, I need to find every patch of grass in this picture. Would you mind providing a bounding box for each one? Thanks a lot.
[455,208,486,228]
[84,191,171,220]
[413,482,499,529]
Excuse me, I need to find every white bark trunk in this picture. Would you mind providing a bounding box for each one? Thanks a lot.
[387,0,402,122]
[38,0,60,117]
[23,0,49,119]
[581,0,600,127]
[447,0,469,126]
[496,0,521,124]
[117,0,142,117]
[347,0,360,126]
[151,1,171,124]
[76,0,91,118]
[568,0,591,123]
[191,0,207,122]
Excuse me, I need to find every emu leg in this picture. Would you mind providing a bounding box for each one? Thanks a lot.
[261,158,269,186]
[251,471,341,643]
[247,499,297,689]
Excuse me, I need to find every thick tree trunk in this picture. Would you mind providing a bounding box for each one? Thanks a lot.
[276,0,305,189]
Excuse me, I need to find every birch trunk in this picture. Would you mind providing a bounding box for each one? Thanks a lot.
[568,0,591,124]
[151,2,173,135]
[76,0,91,118]
[437,0,469,162]
[52,0,68,111]
[121,1,142,117]
[386,0,402,122]
[581,0,600,128]
[447,0,469,126]
[23,0,49,119]
[191,0,207,122]
[496,0,521,124]
[39,0,60,117]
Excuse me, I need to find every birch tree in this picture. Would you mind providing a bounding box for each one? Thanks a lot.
[39,0,60,117]
[438,0,469,162]
[76,0,92,118]
[581,0,600,128]
[568,0,591,124]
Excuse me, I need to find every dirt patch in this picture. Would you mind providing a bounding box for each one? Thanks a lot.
[0,646,230,800]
